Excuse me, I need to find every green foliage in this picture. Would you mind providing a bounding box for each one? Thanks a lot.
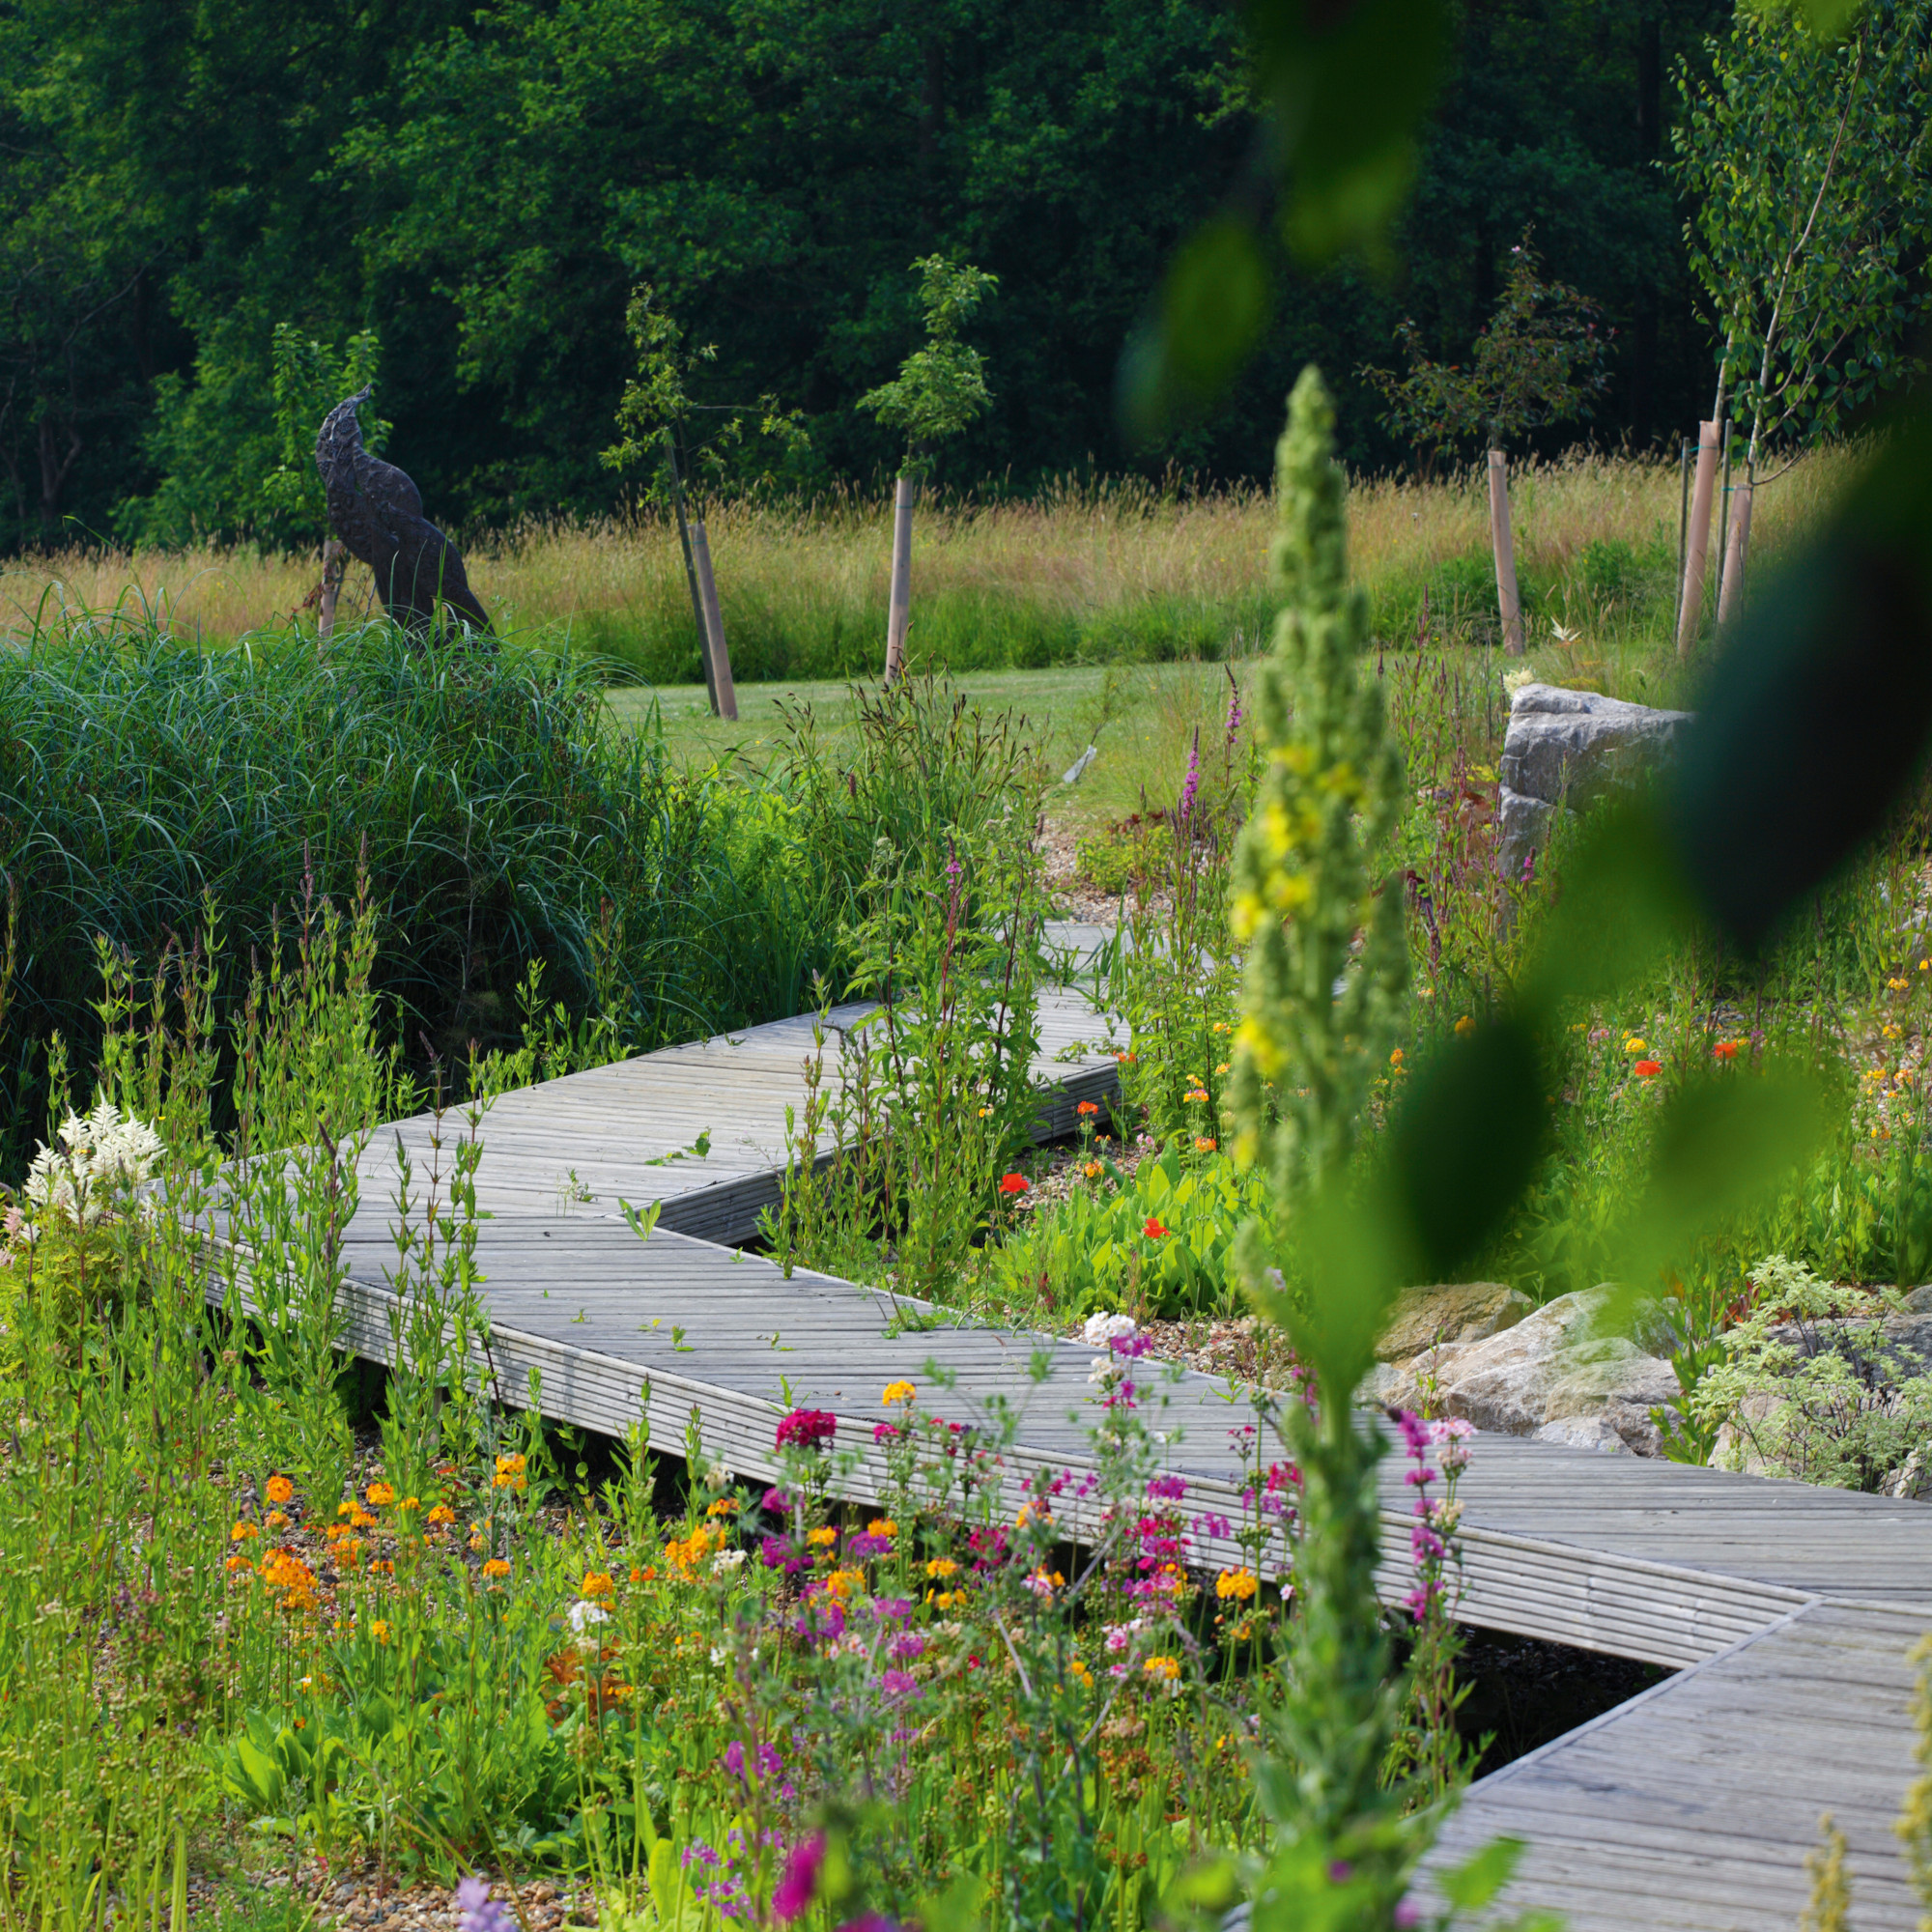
[857,257,998,470]
[1361,232,1613,469]
[131,325,388,552]
[601,286,808,502]
[1673,0,1932,466]
[1689,1254,1932,1492]
[0,614,840,1175]
[264,324,386,545]
[986,1144,1273,1321]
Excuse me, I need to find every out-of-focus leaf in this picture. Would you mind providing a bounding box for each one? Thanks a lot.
[1118,217,1273,444]
[1520,798,1700,1019]
[1606,1065,1831,1321]
[1118,0,1447,437]
[1383,1015,1546,1282]
[1435,1836,1524,1911]
[1248,0,1449,260]
[1744,0,1864,35]
[1284,1183,1410,1406]
[1671,404,1932,952]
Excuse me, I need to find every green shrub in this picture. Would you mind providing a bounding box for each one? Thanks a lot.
[0,617,838,1172]
[987,1144,1273,1321]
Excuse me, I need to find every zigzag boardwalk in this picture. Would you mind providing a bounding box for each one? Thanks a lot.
[272,983,1932,1930]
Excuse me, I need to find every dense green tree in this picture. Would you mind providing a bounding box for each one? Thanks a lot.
[0,0,1750,551]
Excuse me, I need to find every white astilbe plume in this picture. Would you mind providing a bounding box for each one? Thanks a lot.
[22,1102,164,1230]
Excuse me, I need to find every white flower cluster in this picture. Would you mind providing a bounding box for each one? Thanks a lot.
[21,1102,164,1232]
[1082,1312,1137,1348]
[1502,665,1538,696]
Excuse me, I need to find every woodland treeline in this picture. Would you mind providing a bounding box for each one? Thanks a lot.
[1,0,1732,551]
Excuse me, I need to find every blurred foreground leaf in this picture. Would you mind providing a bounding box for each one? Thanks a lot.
[1672,405,1932,952]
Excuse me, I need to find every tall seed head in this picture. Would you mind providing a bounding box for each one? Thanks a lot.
[1231,366,1407,1210]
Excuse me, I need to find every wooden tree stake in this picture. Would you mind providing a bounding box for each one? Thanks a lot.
[1677,419,1720,657]
[1488,448,1525,656]
[316,539,347,648]
[1718,479,1754,630]
[884,473,915,681]
[688,519,737,722]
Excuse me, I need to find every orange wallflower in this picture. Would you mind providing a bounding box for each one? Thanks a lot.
[265,1475,295,1506]
[482,1558,512,1579]
[365,1482,396,1508]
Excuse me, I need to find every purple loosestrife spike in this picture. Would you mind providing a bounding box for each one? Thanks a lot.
[1179,726,1201,825]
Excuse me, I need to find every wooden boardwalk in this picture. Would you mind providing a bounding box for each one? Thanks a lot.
[290,966,1932,1930]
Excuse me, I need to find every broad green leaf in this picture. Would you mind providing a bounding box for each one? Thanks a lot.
[1384,1014,1546,1281]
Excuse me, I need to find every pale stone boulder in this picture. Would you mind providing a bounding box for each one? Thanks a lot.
[1498,682,1693,875]
[1377,1283,1534,1359]
[1373,1287,1680,1457]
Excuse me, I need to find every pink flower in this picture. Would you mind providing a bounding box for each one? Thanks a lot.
[772,1834,825,1922]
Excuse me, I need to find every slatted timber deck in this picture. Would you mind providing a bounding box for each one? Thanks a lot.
[242,963,1932,1930]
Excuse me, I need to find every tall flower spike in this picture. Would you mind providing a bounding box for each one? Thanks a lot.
[1229,365,1406,1202]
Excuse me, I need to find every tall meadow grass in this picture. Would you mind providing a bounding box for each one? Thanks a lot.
[1,449,1854,684]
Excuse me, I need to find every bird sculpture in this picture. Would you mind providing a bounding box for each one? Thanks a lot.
[314,388,491,640]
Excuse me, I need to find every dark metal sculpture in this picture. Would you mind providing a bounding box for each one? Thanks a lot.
[314,388,491,639]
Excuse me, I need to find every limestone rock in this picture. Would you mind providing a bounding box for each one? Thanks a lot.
[1376,1287,1679,1456]
[1377,1283,1534,1361]
[1497,682,1692,874]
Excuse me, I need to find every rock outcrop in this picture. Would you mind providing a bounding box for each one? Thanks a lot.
[1498,682,1692,877]
[1372,1285,1679,1456]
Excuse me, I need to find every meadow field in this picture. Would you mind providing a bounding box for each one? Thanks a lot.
[1,449,1852,690]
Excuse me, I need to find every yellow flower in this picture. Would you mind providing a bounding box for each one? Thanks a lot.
[808,1526,838,1548]
[924,1557,959,1579]
[481,1558,511,1579]
[1083,1159,1103,1179]
[1215,1567,1260,1602]
[581,1570,615,1600]
[1389,1047,1405,1066]
[1889,977,1911,991]
[231,1520,260,1543]
[265,1475,295,1506]
[706,1496,740,1517]
[1183,1087,1209,1103]
[365,1482,396,1508]
[468,1533,488,1553]
[1455,1015,1476,1037]
[1213,1062,1231,1075]
[266,1510,289,1529]
[427,1504,456,1526]
[369,1620,390,1645]
[1884,1023,1904,1039]
[1623,1036,1647,1054]
[867,1519,897,1538]
[398,1495,421,1513]
[492,1454,527,1492]
[881,1379,917,1407]
[1142,1655,1180,1683]
[1069,1658,1094,1688]
[1195,1137,1217,1152]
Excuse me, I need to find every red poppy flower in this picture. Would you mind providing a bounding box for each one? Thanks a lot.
[1144,1216,1169,1238]
[999,1173,1030,1195]
[1713,1040,1740,1061]
[1634,1060,1662,1078]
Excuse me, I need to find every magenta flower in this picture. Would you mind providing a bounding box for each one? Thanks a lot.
[772,1834,825,1922]
[776,1408,837,1452]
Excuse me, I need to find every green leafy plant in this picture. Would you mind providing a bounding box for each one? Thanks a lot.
[1360,231,1613,478]
[856,257,998,473]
